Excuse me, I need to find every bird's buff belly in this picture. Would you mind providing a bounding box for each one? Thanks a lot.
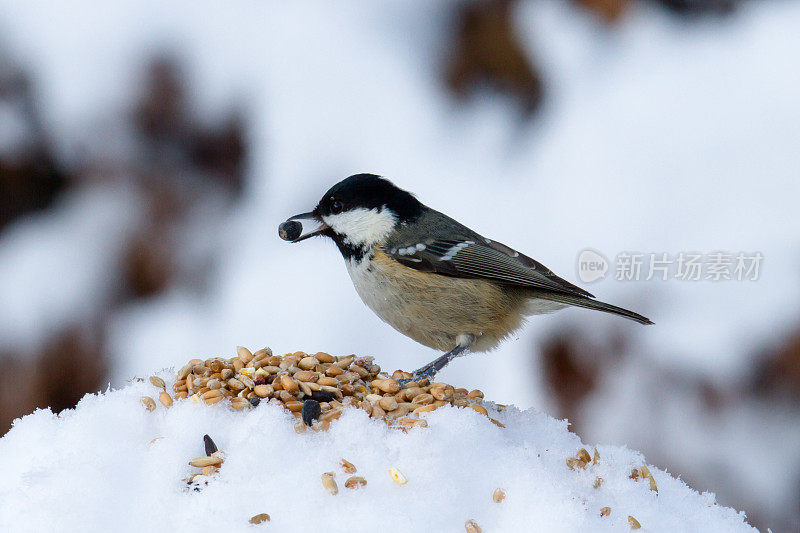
[346,252,530,352]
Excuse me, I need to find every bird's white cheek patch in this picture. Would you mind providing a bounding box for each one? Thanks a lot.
[323,208,397,246]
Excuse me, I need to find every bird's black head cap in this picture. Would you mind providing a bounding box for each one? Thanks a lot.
[314,173,424,224]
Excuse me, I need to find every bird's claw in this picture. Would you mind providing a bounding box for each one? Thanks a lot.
[396,368,436,387]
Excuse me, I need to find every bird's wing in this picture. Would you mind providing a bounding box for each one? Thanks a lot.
[386,236,594,298]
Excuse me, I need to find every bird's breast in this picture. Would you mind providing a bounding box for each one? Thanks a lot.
[345,255,407,329]
[344,249,530,352]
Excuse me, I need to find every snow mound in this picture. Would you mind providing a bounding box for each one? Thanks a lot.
[0,370,753,533]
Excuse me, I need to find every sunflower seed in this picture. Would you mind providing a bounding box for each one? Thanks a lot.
[321,473,338,495]
[203,434,218,456]
[302,399,321,426]
[344,476,367,489]
[388,467,408,485]
[340,459,357,474]
[158,392,173,407]
[249,513,270,524]
[149,376,166,391]
[141,396,156,412]
[189,456,223,467]
[465,519,482,533]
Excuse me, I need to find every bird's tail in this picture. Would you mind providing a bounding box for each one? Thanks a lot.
[534,291,654,325]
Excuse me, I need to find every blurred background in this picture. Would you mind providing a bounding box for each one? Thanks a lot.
[0,0,798,529]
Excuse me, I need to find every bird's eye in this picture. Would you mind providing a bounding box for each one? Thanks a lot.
[331,200,344,214]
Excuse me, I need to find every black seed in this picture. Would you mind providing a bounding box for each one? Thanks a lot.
[278,220,303,241]
[203,434,218,456]
[249,397,261,407]
[302,399,321,426]
[310,390,337,403]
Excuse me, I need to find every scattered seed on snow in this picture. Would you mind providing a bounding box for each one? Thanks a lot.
[388,467,408,485]
[249,513,270,524]
[321,472,338,495]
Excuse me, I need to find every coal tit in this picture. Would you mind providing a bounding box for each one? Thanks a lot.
[281,173,652,380]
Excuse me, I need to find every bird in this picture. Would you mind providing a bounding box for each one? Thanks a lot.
[280,173,652,381]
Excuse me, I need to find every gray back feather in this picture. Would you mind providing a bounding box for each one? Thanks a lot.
[386,209,594,298]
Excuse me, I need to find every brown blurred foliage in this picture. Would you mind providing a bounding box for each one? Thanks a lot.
[753,328,800,403]
[571,0,738,22]
[542,334,598,418]
[444,0,544,116]
[0,327,105,433]
[441,0,737,120]
[571,0,630,23]
[0,59,68,231]
[123,58,246,299]
[651,0,736,16]
[0,56,247,435]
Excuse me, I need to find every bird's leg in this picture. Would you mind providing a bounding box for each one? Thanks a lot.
[403,334,475,383]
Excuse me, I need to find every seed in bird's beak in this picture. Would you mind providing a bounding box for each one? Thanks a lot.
[280,212,329,242]
[278,220,302,241]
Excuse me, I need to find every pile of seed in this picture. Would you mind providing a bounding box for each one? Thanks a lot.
[144,346,504,432]
[142,349,657,531]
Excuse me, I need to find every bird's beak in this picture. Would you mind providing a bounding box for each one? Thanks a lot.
[284,211,329,242]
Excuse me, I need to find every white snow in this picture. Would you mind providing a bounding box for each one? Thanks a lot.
[0,372,754,533]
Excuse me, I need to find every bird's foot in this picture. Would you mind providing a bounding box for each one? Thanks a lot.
[397,366,437,387]
[397,337,476,386]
